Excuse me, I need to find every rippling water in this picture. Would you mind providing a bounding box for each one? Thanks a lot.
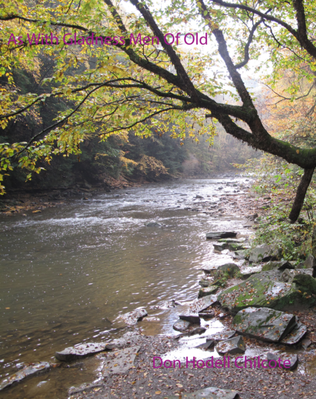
[0,176,251,398]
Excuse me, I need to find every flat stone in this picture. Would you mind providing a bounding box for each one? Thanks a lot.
[206,232,237,240]
[232,307,296,343]
[301,338,312,349]
[205,329,236,341]
[173,319,191,332]
[101,346,140,376]
[267,352,298,370]
[55,342,108,361]
[117,307,147,326]
[281,320,307,345]
[167,386,240,398]
[0,362,50,391]
[146,222,161,227]
[189,295,218,313]
[248,244,281,263]
[216,336,245,355]
[195,340,216,350]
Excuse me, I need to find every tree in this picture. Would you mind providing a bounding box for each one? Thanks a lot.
[1,0,316,221]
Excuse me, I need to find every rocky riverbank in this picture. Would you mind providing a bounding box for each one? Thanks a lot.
[2,177,316,399]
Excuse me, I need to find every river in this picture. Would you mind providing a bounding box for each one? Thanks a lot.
[0,176,252,398]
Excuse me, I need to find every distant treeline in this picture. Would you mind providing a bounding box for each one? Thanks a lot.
[1,64,260,193]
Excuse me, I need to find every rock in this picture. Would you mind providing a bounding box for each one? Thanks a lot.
[167,386,240,398]
[195,340,216,349]
[117,307,147,326]
[103,332,140,349]
[293,272,316,294]
[146,221,161,227]
[101,346,140,376]
[155,299,180,309]
[175,327,207,340]
[304,254,314,268]
[69,383,103,395]
[301,338,312,349]
[281,268,313,283]
[213,242,226,251]
[248,244,281,263]
[55,342,109,361]
[206,232,237,240]
[233,250,247,260]
[179,314,201,324]
[219,238,247,244]
[267,352,298,370]
[262,260,294,272]
[199,279,212,287]
[216,336,245,355]
[198,286,219,298]
[198,309,215,318]
[0,362,51,391]
[214,263,240,278]
[232,307,297,343]
[173,319,191,332]
[239,265,262,280]
[218,270,316,312]
[214,239,248,252]
[281,320,307,344]
[205,329,236,341]
[189,295,218,313]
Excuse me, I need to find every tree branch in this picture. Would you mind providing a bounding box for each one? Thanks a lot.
[235,18,264,69]
[128,0,200,103]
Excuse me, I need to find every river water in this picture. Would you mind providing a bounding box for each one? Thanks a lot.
[0,176,252,398]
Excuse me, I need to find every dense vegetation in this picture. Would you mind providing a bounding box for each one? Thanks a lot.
[1,0,316,222]
[1,65,257,192]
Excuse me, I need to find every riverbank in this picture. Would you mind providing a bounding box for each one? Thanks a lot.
[2,176,316,399]
[0,175,142,215]
[69,183,316,399]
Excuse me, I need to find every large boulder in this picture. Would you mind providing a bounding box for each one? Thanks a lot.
[218,270,316,313]
[232,307,306,344]
[232,307,296,342]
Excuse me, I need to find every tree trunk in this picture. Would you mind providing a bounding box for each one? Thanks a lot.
[289,167,315,223]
